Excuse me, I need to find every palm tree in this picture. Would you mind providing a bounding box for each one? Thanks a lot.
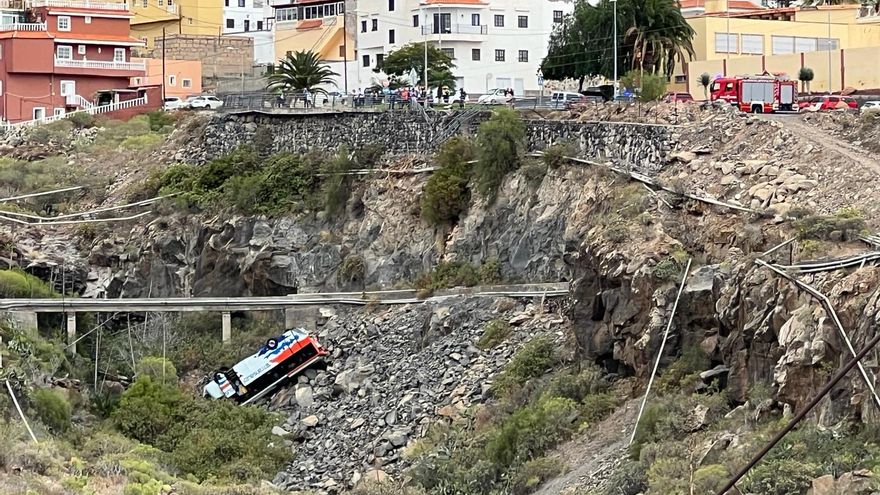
[798,67,815,94]
[698,72,712,101]
[266,50,339,96]
[624,0,696,78]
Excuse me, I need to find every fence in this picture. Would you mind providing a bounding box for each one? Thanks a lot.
[1,97,148,131]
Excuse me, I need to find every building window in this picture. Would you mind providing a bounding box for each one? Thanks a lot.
[257,20,263,30]
[54,108,65,117]
[674,74,687,83]
[471,13,479,26]
[277,7,296,21]
[32,107,45,120]
[77,45,86,54]
[142,0,147,7]
[238,0,245,6]
[85,16,91,23]
[741,34,763,55]
[376,53,384,66]
[362,54,369,67]
[472,48,480,60]
[553,10,563,23]
[159,0,163,5]
[518,15,528,28]
[226,18,234,29]
[114,48,126,62]
[714,32,737,53]
[0,81,3,96]
[389,29,395,43]
[432,13,450,33]
[361,20,366,32]
[518,49,528,62]
[494,14,503,27]
[412,14,418,26]
[494,49,505,61]
[57,16,70,31]
[388,0,394,11]
[372,19,377,31]
[339,45,344,57]
[56,45,72,60]
[440,47,454,59]
[244,19,250,31]
[183,79,192,88]
[169,75,176,86]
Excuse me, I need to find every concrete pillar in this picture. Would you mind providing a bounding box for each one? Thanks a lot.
[66,313,76,355]
[6,311,37,331]
[285,307,317,333]
[221,312,232,343]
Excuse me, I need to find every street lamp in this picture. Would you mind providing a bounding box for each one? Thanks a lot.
[611,0,617,99]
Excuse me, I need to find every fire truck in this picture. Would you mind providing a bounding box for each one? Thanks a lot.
[709,74,798,113]
[203,328,329,405]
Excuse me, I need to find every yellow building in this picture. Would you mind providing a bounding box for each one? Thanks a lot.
[130,0,222,49]
[273,0,355,63]
[673,2,880,94]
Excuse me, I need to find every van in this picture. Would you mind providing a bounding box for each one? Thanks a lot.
[550,91,584,108]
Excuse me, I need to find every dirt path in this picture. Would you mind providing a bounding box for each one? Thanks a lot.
[759,114,880,178]
[533,399,640,495]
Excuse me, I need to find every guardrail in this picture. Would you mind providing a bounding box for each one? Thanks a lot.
[218,92,572,112]
[1,96,147,131]
[420,24,488,35]
[55,59,146,71]
[27,0,129,10]
[0,22,47,31]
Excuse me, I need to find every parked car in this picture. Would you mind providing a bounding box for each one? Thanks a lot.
[861,101,880,114]
[662,92,695,103]
[549,91,584,109]
[564,94,603,109]
[477,88,513,105]
[798,95,857,112]
[186,95,224,109]
[163,97,185,111]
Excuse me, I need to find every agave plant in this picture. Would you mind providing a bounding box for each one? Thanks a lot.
[266,50,339,96]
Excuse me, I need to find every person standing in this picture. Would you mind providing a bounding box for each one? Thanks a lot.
[459,88,467,109]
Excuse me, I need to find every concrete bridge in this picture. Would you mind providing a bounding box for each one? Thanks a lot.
[1,283,569,353]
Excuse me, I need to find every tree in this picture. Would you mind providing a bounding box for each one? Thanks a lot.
[376,43,456,89]
[798,67,815,94]
[474,108,524,199]
[698,72,712,100]
[620,70,667,101]
[542,0,695,86]
[266,50,339,95]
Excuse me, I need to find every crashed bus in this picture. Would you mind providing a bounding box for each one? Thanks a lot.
[203,328,329,405]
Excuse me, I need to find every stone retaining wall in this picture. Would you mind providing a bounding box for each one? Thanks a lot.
[185,111,675,174]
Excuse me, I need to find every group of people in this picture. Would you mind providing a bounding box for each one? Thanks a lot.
[271,85,472,109]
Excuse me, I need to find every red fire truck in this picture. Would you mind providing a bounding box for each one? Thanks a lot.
[709,74,798,113]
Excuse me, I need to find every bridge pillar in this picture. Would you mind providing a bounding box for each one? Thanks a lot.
[285,307,317,333]
[66,313,76,355]
[5,311,38,331]
[221,312,232,342]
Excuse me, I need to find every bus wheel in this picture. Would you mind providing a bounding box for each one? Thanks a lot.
[266,338,279,350]
[214,371,225,382]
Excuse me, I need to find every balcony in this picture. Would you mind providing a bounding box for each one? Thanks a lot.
[420,23,488,36]
[27,0,130,11]
[0,21,47,31]
[858,3,880,21]
[0,0,25,8]
[54,58,146,71]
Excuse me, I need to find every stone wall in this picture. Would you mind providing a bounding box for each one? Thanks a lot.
[183,111,674,174]
[149,35,255,78]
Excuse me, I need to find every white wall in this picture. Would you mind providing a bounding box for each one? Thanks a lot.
[354,0,574,95]
[224,0,276,65]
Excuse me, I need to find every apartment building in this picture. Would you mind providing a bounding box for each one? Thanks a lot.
[129,0,220,50]
[0,0,157,123]
[272,0,356,88]
[355,0,573,95]
[223,0,274,64]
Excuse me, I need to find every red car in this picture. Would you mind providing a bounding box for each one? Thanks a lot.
[798,95,858,111]
[663,92,695,103]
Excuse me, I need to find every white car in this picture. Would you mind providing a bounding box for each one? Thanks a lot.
[186,95,224,109]
[477,88,513,105]
[163,96,185,111]
[861,101,880,114]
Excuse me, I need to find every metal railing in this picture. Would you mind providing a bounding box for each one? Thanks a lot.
[55,58,146,71]
[2,96,147,131]
[65,94,95,109]
[420,23,488,35]
[220,92,436,111]
[0,22,47,31]
[27,0,129,9]
[858,4,880,19]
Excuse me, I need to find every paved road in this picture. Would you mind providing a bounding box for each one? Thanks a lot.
[0,283,570,313]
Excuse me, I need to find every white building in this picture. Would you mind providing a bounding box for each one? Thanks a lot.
[355,0,573,96]
[223,0,277,65]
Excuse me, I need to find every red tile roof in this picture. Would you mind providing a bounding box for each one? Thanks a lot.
[42,6,133,15]
[0,31,54,39]
[53,33,145,44]
[297,19,323,29]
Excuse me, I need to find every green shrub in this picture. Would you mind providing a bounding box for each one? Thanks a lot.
[421,157,471,225]
[30,388,72,434]
[693,464,729,494]
[793,208,867,241]
[478,258,502,284]
[66,112,97,129]
[621,70,667,102]
[655,346,710,394]
[147,110,176,132]
[510,456,566,495]
[477,320,512,350]
[652,256,683,282]
[494,337,557,393]
[92,116,152,148]
[121,133,164,151]
[741,458,821,495]
[135,356,178,384]
[321,149,358,218]
[112,376,185,446]
[485,395,578,468]
[28,120,74,145]
[0,270,57,298]
[339,255,366,284]
[602,460,647,495]
[542,142,577,169]
[520,161,548,189]
[474,107,525,199]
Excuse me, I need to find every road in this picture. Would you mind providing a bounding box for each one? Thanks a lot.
[0,283,570,313]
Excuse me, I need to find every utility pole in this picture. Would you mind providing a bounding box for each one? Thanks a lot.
[161,26,166,101]
[342,1,349,94]
[726,0,730,65]
[240,51,245,94]
[612,0,617,98]
[827,9,832,93]
[423,6,428,93]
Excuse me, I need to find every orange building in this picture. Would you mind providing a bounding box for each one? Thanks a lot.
[132,58,202,99]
